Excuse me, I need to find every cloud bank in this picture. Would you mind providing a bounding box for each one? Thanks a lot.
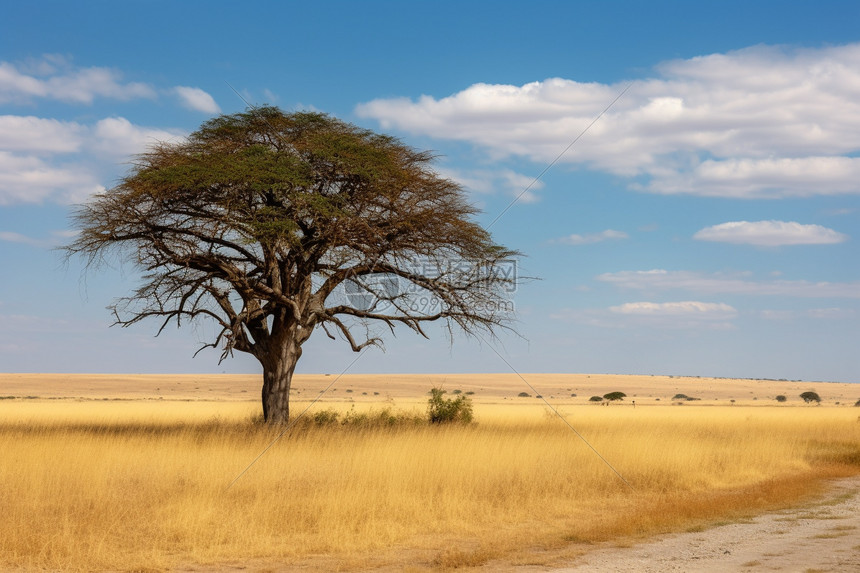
[0,115,185,204]
[598,270,860,298]
[0,56,156,104]
[552,229,628,245]
[694,220,848,246]
[357,43,860,199]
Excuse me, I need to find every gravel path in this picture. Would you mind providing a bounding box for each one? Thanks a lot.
[554,476,860,572]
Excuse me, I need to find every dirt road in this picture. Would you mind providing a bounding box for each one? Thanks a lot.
[551,476,860,572]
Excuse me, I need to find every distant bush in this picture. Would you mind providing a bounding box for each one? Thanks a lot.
[312,409,340,426]
[465,391,475,395]
[518,392,531,398]
[589,396,603,402]
[853,398,860,407]
[603,392,626,402]
[775,395,787,403]
[452,389,462,394]
[427,388,474,424]
[800,391,821,404]
[570,393,577,397]
[672,393,689,400]
[300,407,425,429]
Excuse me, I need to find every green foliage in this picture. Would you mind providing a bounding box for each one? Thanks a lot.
[775,395,787,402]
[312,409,340,426]
[800,391,821,404]
[303,407,424,429]
[589,396,603,402]
[672,393,689,400]
[427,388,474,424]
[518,392,531,398]
[603,391,626,401]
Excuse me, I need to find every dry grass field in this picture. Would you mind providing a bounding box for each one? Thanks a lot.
[1,373,859,572]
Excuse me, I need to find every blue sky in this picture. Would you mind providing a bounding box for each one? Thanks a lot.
[1,1,858,382]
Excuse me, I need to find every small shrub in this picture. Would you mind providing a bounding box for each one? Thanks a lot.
[311,409,340,426]
[672,393,689,400]
[570,393,577,397]
[800,391,821,404]
[535,395,543,399]
[465,391,475,395]
[518,392,531,398]
[427,388,474,424]
[854,399,860,407]
[775,395,787,402]
[589,396,603,402]
[452,389,462,394]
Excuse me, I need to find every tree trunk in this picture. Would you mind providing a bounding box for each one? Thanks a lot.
[260,343,301,424]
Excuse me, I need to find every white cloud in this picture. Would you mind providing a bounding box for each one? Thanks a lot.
[0,231,41,246]
[694,220,848,246]
[598,269,860,298]
[0,229,73,248]
[644,157,860,198]
[807,307,855,319]
[262,88,278,103]
[174,86,220,114]
[553,229,628,245]
[0,151,103,204]
[0,113,186,204]
[552,300,737,329]
[357,43,860,199]
[0,56,155,104]
[609,301,737,317]
[432,166,544,200]
[90,117,186,157]
[0,115,85,153]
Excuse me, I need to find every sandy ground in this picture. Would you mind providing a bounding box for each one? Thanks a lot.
[543,475,860,573]
[1,372,858,406]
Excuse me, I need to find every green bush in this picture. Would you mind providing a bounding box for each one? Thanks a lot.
[518,392,531,398]
[427,388,474,424]
[603,391,626,401]
[800,391,821,404]
[775,395,787,402]
[312,409,341,425]
[589,396,603,402]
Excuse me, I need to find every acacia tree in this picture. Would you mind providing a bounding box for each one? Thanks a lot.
[66,107,519,423]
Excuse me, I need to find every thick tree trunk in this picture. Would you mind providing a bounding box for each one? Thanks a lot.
[260,343,301,424]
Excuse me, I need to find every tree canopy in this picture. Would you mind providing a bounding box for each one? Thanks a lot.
[66,107,519,422]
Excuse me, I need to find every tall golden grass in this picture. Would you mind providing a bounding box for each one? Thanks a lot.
[1,400,858,571]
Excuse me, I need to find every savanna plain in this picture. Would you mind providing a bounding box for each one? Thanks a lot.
[1,373,859,572]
